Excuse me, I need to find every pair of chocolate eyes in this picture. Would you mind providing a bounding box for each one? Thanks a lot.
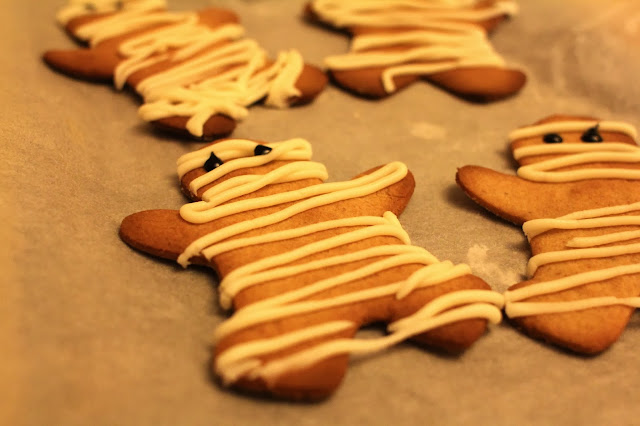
[203,144,272,172]
[543,125,603,144]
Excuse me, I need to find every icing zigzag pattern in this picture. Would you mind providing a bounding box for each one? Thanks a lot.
[120,137,504,400]
[305,0,526,101]
[457,115,640,353]
[44,0,327,139]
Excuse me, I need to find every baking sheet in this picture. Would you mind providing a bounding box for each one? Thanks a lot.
[3,0,640,424]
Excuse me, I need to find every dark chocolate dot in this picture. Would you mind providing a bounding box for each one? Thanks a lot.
[203,152,223,172]
[84,3,96,11]
[114,1,124,10]
[581,124,603,143]
[254,145,273,156]
[543,133,563,143]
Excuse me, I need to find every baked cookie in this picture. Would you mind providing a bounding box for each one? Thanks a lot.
[120,137,504,400]
[457,115,640,354]
[304,0,526,101]
[43,0,327,140]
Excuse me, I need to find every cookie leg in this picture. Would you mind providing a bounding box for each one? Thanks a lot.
[507,275,640,354]
[403,276,494,354]
[43,47,118,81]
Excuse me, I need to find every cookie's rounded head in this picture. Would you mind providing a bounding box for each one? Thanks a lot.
[508,115,639,168]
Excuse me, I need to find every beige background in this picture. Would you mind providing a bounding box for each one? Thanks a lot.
[3,0,640,425]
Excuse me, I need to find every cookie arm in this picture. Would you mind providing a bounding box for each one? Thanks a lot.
[119,209,215,266]
[290,64,329,106]
[457,166,640,225]
[456,165,541,225]
[425,66,526,103]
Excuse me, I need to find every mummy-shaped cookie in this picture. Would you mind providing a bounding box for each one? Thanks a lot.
[43,0,327,139]
[120,138,503,400]
[304,0,526,101]
[457,115,640,354]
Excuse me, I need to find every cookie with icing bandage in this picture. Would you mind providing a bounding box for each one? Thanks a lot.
[120,137,504,400]
[304,0,526,101]
[456,115,640,353]
[43,0,327,140]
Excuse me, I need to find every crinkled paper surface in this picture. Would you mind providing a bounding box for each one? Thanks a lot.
[2,0,639,425]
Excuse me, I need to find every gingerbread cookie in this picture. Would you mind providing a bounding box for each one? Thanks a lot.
[43,1,327,140]
[457,115,640,354]
[304,0,526,101]
[120,137,504,400]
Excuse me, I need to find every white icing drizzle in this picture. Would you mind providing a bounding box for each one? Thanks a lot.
[310,0,518,29]
[59,5,304,137]
[516,148,640,183]
[311,0,517,93]
[216,290,504,386]
[56,0,167,26]
[175,138,503,386]
[505,203,640,318]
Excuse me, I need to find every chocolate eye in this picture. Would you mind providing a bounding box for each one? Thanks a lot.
[581,124,603,142]
[543,133,563,143]
[203,152,223,172]
[114,1,124,10]
[84,3,97,11]
[254,145,272,156]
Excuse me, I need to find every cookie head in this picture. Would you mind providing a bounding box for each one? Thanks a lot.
[457,115,640,224]
[509,115,639,170]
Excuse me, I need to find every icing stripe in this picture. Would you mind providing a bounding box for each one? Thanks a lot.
[567,230,640,248]
[506,296,640,318]
[527,242,640,277]
[506,202,640,318]
[524,216,640,240]
[516,151,640,183]
[505,263,640,304]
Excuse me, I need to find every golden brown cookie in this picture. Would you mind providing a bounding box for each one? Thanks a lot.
[304,0,526,101]
[120,137,504,400]
[457,115,640,354]
[43,1,327,140]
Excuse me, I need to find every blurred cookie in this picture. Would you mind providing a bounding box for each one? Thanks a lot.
[44,1,327,139]
[305,0,526,101]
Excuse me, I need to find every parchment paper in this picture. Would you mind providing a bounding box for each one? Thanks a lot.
[2,1,639,425]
